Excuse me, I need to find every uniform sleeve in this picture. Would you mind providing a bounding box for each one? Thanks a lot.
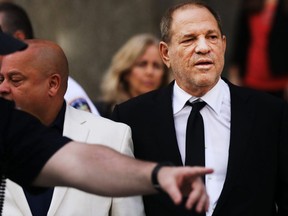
[0,99,71,186]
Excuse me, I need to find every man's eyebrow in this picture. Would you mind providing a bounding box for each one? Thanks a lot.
[207,29,220,34]
[7,71,23,76]
[181,29,219,38]
[182,33,196,38]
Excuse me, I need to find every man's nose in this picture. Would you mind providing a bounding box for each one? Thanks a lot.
[195,38,210,54]
[0,80,11,98]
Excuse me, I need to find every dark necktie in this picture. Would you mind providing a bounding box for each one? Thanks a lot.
[185,100,207,216]
[185,100,206,167]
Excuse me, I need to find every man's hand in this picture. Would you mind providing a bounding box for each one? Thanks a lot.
[157,166,213,213]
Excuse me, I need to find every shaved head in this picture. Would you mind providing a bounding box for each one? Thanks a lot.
[0,39,70,125]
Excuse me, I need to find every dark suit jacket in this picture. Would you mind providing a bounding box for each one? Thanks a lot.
[112,80,288,216]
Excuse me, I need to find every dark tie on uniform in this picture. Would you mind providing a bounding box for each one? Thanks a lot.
[185,100,207,216]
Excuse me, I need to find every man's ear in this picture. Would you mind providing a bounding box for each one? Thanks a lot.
[48,74,61,96]
[159,41,171,68]
[13,30,26,40]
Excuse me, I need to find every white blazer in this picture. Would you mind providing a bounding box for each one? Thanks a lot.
[3,105,145,216]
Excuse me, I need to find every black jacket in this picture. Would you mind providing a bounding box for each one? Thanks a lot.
[112,80,288,216]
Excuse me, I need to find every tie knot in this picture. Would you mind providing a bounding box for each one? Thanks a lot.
[186,100,206,112]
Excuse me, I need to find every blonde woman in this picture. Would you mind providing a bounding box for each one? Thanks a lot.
[95,33,171,118]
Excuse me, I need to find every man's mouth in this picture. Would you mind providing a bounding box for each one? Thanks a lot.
[194,59,213,69]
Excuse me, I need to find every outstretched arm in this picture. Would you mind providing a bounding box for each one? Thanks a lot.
[33,141,213,212]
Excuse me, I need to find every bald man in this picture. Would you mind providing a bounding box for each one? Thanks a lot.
[0,1,100,115]
[0,39,145,216]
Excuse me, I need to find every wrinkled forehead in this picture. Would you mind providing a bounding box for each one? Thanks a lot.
[171,5,221,34]
[173,5,217,26]
[0,48,38,75]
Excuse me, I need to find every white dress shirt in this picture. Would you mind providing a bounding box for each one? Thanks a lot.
[173,78,231,216]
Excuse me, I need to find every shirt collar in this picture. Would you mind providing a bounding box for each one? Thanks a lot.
[50,101,66,133]
[173,78,226,115]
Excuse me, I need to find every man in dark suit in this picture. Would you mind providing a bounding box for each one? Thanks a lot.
[112,1,288,216]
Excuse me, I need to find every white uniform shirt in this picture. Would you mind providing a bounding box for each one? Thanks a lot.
[65,77,100,115]
[173,78,231,216]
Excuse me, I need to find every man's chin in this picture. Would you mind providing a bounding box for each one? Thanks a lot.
[196,74,219,87]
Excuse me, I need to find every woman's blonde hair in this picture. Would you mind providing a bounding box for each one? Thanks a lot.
[100,33,170,105]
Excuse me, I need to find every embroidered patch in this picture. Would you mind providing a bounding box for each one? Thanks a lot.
[69,98,91,112]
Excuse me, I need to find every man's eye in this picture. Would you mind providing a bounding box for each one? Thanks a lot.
[11,79,22,83]
[183,38,195,43]
[209,35,218,41]
[10,76,24,86]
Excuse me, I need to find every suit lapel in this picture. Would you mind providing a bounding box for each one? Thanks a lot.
[48,105,90,215]
[63,105,90,141]
[47,188,68,216]
[154,82,183,166]
[213,82,256,215]
[5,180,32,215]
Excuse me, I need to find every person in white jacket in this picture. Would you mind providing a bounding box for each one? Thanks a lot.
[0,39,145,216]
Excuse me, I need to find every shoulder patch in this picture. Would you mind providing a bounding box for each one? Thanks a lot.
[69,98,91,113]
